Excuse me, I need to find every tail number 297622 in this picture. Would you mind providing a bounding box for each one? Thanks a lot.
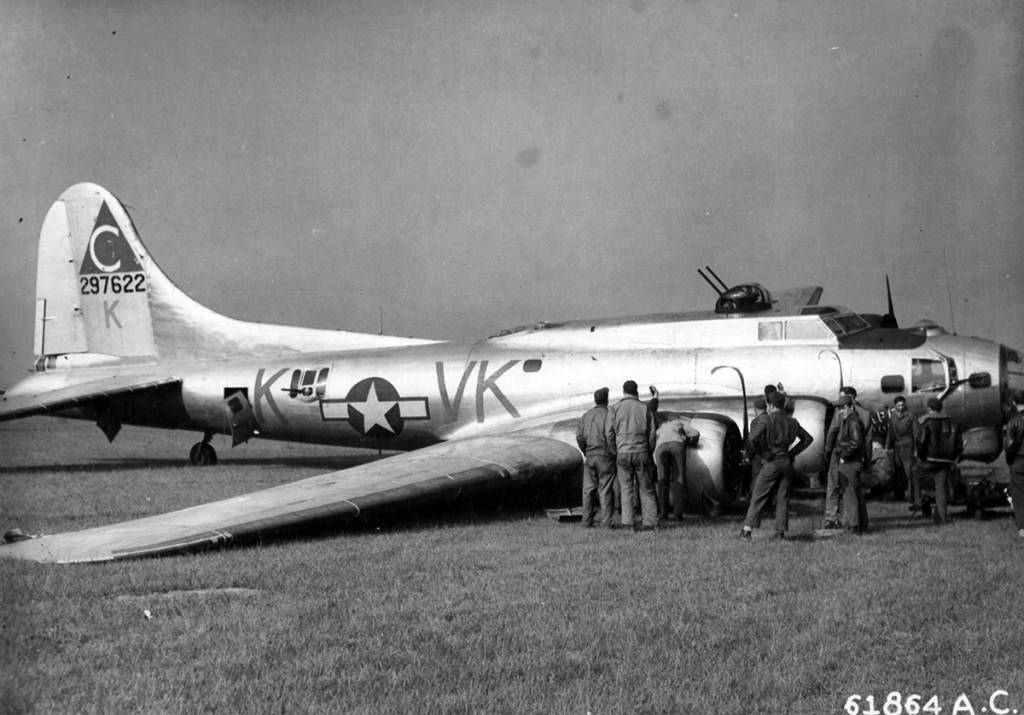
[80,274,146,295]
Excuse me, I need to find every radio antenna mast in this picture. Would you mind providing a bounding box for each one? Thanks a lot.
[941,245,956,333]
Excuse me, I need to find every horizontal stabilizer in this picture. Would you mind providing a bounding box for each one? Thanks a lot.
[0,434,582,563]
[0,375,181,422]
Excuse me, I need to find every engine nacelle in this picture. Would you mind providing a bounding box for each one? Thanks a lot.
[671,397,829,513]
[961,426,1002,463]
[789,398,829,477]
[665,413,744,514]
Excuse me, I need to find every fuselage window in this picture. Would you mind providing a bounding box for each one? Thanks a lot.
[288,367,330,398]
[880,375,905,393]
[758,321,783,341]
[911,358,946,393]
[522,359,543,373]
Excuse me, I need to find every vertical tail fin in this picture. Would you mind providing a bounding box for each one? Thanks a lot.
[35,183,156,358]
[33,183,438,365]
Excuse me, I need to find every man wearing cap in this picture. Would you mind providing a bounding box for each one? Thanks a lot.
[886,395,919,509]
[916,397,962,525]
[576,387,616,528]
[1002,389,1024,538]
[740,391,813,540]
[606,380,658,531]
[825,394,868,534]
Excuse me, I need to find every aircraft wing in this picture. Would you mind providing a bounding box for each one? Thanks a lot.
[0,434,582,563]
[0,375,182,422]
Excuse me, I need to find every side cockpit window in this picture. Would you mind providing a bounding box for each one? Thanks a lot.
[757,319,832,342]
[911,358,946,393]
[785,320,832,340]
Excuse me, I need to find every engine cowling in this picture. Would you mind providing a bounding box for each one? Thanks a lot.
[673,397,829,513]
[961,426,1002,463]
[666,413,744,514]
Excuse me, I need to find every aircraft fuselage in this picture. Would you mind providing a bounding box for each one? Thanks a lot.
[25,309,1011,472]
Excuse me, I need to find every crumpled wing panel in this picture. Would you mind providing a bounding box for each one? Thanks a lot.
[0,375,181,421]
[1,435,582,563]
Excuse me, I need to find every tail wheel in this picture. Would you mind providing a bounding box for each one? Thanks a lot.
[189,441,218,466]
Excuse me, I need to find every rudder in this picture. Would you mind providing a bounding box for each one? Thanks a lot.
[35,183,156,359]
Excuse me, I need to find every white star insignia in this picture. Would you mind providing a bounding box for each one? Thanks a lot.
[349,380,398,433]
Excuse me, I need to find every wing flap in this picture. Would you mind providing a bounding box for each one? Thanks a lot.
[2,435,582,563]
[0,375,181,422]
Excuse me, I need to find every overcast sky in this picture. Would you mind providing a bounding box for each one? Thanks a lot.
[2,1,1022,390]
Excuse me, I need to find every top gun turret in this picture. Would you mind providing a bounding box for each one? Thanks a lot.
[698,266,773,315]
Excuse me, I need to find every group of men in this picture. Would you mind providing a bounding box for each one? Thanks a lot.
[819,386,1024,538]
[576,379,1024,540]
[818,387,965,535]
[575,380,696,531]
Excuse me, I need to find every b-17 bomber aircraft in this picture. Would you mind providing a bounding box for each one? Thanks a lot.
[2,183,1020,562]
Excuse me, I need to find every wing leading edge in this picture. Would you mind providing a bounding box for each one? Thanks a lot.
[1,434,583,563]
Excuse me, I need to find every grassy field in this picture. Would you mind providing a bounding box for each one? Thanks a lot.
[2,417,1023,714]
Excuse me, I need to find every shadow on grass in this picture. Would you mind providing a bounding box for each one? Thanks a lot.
[865,507,1014,532]
[145,482,582,560]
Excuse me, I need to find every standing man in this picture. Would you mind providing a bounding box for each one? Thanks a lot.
[1003,389,1024,539]
[606,380,658,531]
[916,397,963,525]
[823,386,872,528]
[654,415,699,519]
[740,391,813,540]
[886,396,919,508]
[847,386,872,435]
[744,397,769,498]
[826,394,868,534]
[576,387,616,528]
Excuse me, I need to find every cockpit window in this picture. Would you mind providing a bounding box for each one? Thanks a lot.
[758,319,834,341]
[823,313,870,338]
[785,319,833,340]
[911,358,947,393]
